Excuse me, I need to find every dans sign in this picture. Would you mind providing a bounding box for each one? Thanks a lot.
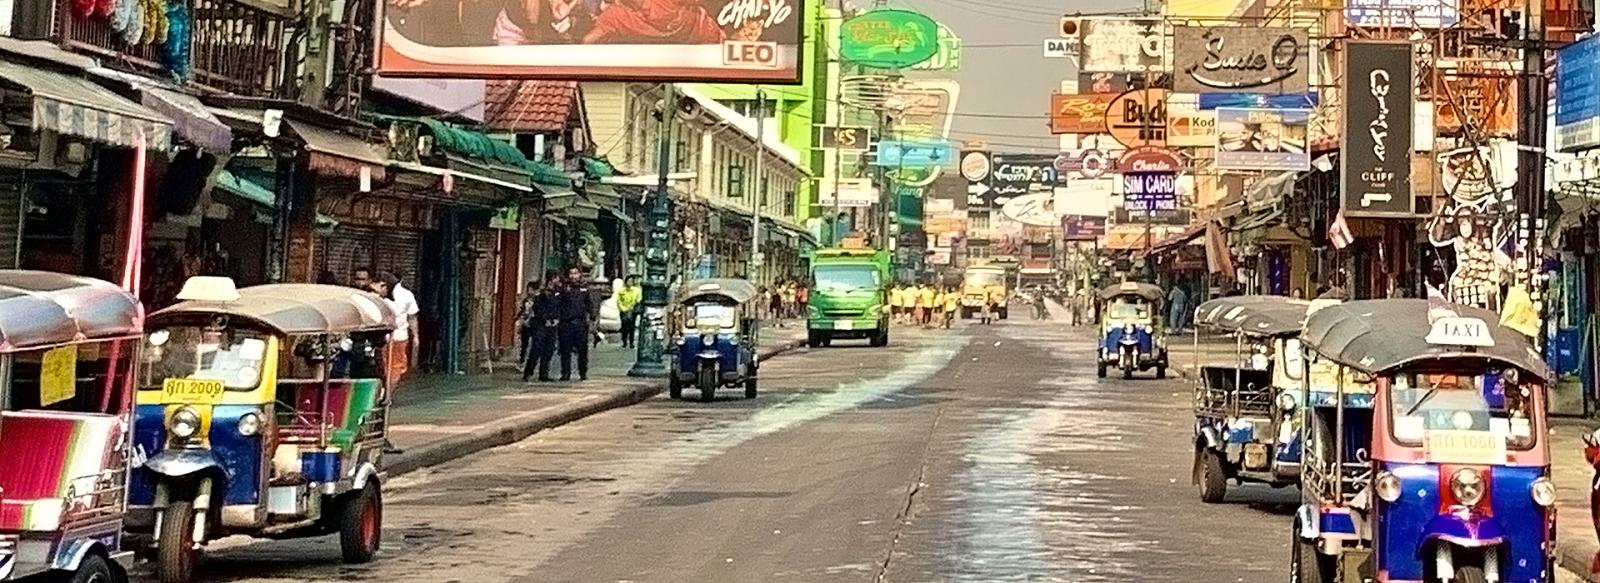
[1173,26,1309,94]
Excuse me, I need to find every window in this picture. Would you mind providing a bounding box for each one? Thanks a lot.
[1388,369,1537,450]
[971,212,991,231]
[141,327,270,390]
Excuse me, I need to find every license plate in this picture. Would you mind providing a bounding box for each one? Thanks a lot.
[161,378,225,404]
[1425,429,1507,465]
[835,320,854,331]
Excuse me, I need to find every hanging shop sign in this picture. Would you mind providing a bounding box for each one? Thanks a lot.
[817,126,872,151]
[874,139,954,168]
[1346,0,1459,29]
[377,0,803,82]
[1198,92,1319,110]
[1166,93,1217,147]
[1556,34,1600,152]
[960,150,992,181]
[1341,41,1416,217]
[1105,88,1169,148]
[1172,26,1309,94]
[1215,108,1311,171]
[909,23,962,71]
[887,79,960,138]
[1116,145,1181,174]
[840,10,941,69]
[820,178,879,207]
[1043,38,1079,58]
[1061,215,1107,240]
[1077,18,1164,73]
[1078,72,1167,94]
[1001,192,1062,227]
[1049,93,1117,135]
[1122,172,1178,212]
[886,166,943,187]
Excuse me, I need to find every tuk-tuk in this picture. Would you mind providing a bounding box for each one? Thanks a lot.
[1191,295,1319,503]
[1290,299,1554,583]
[669,278,760,402]
[0,271,143,583]
[130,278,400,583]
[1097,281,1168,379]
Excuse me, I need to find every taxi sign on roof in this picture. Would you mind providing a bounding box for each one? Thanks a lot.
[1425,316,1496,348]
[697,283,721,291]
[1120,282,1139,291]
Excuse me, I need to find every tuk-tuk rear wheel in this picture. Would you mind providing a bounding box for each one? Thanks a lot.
[1096,364,1107,378]
[66,553,118,583]
[1291,530,1327,583]
[1197,450,1228,503]
[339,483,382,564]
[1156,366,1167,379]
[1451,566,1487,583]
[156,500,198,583]
[1123,368,1134,380]
[744,375,758,399]
[668,377,683,399]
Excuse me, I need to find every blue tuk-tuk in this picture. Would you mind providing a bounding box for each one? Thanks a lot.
[670,279,761,402]
[1290,299,1554,583]
[1191,295,1323,503]
[1097,282,1168,379]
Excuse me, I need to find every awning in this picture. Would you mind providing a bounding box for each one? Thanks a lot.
[91,68,231,154]
[605,207,634,224]
[534,182,576,198]
[391,159,534,193]
[214,170,276,206]
[0,59,172,150]
[546,214,569,226]
[567,199,601,221]
[584,184,624,210]
[1145,222,1208,256]
[286,120,388,180]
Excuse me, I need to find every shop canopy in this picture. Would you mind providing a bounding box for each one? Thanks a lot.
[0,59,173,151]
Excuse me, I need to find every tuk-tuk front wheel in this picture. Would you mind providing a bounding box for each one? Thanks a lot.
[339,483,383,564]
[744,374,758,399]
[1096,363,1107,378]
[1156,365,1167,379]
[1196,449,1228,503]
[1451,566,1487,583]
[156,500,199,583]
[1290,527,1328,583]
[697,364,717,402]
[66,553,118,583]
[668,376,683,399]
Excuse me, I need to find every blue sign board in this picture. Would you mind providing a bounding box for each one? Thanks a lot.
[1557,34,1600,151]
[1199,92,1319,111]
[1122,171,1177,212]
[873,139,955,168]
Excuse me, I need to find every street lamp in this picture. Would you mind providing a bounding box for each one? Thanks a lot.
[629,83,678,378]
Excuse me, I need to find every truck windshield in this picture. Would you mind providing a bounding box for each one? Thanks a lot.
[140,327,269,390]
[1388,370,1536,450]
[964,272,1003,287]
[814,266,878,291]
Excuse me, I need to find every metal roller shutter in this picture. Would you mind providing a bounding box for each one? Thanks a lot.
[319,226,423,285]
[0,182,21,269]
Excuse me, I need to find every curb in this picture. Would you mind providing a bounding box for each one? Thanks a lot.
[1560,538,1600,583]
[385,337,809,477]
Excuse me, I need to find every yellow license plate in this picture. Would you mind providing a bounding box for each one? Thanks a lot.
[161,378,225,404]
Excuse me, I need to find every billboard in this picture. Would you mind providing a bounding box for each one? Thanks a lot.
[1345,0,1459,28]
[1061,215,1107,240]
[1105,88,1169,148]
[820,178,879,207]
[841,10,941,69]
[377,0,805,82]
[1077,18,1164,73]
[1215,108,1311,171]
[1166,93,1217,147]
[1172,26,1309,94]
[1341,42,1415,217]
[1049,93,1116,134]
[1557,34,1600,152]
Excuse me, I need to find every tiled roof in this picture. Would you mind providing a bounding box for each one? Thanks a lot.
[484,80,579,132]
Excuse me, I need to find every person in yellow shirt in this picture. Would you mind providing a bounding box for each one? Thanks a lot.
[889,285,906,324]
[918,284,937,326]
[941,286,961,329]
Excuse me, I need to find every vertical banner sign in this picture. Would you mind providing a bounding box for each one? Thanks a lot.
[1341,41,1415,217]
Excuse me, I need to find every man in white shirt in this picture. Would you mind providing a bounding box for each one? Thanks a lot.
[376,271,422,376]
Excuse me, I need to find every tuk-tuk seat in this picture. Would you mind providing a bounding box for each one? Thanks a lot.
[275,380,354,440]
[331,379,382,449]
[0,411,121,532]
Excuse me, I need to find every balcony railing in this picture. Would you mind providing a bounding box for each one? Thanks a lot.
[55,0,291,97]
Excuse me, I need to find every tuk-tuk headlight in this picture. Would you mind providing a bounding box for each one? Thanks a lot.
[169,407,201,439]
[1531,477,1556,507]
[1451,468,1485,506]
[237,411,262,437]
[1123,323,1134,334]
[1276,392,1297,412]
[701,332,717,346]
[1375,471,1402,503]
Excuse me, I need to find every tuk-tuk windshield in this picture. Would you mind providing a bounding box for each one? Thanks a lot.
[141,326,270,390]
[1107,299,1152,320]
[813,266,879,292]
[1388,370,1536,450]
[686,303,736,329]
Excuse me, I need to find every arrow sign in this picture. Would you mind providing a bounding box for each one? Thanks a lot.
[968,182,992,195]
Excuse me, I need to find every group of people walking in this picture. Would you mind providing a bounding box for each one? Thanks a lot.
[761,281,808,320]
[888,284,965,328]
[515,267,609,383]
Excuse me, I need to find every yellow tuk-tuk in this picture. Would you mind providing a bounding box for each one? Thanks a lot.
[0,271,143,583]
[129,278,400,583]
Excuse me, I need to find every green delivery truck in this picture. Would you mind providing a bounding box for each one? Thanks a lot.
[806,248,891,348]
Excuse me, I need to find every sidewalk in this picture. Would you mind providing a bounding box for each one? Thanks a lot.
[382,320,810,476]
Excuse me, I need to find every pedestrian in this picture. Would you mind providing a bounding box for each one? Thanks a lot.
[1167,284,1189,332]
[941,286,959,328]
[796,282,808,316]
[373,271,421,378]
[516,280,540,366]
[780,282,797,319]
[617,274,641,348]
[557,267,596,381]
[352,266,373,290]
[769,284,783,320]
[523,273,562,382]
[918,283,936,327]
[1032,290,1048,320]
[1290,287,1305,299]
[890,284,906,324]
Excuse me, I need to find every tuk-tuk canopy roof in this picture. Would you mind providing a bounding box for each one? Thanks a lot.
[1098,281,1164,302]
[1194,295,1312,337]
[1301,299,1550,382]
[0,270,141,352]
[151,284,401,335]
[677,278,759,304]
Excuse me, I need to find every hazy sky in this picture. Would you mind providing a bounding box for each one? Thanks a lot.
[892,0,1144,154]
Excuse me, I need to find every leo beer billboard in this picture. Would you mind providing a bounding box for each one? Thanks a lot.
[378,0,806,82]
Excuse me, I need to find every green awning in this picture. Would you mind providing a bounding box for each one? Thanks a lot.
[582,156,617,178]
[214,170,276,207]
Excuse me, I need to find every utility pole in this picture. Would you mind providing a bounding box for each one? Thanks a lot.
[1514,0,1548,332]
[751,87,766,284]
[629,83,677,377]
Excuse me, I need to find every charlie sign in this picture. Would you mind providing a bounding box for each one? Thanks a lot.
[1173,26,1308,94]
[1341,41,1415,217]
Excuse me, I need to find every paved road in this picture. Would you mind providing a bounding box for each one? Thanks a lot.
[182,319,1300,583]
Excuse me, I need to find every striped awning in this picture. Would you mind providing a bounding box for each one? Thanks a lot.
[0,60,172,150]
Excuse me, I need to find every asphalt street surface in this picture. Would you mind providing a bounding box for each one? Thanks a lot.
[181,318,1303,583]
